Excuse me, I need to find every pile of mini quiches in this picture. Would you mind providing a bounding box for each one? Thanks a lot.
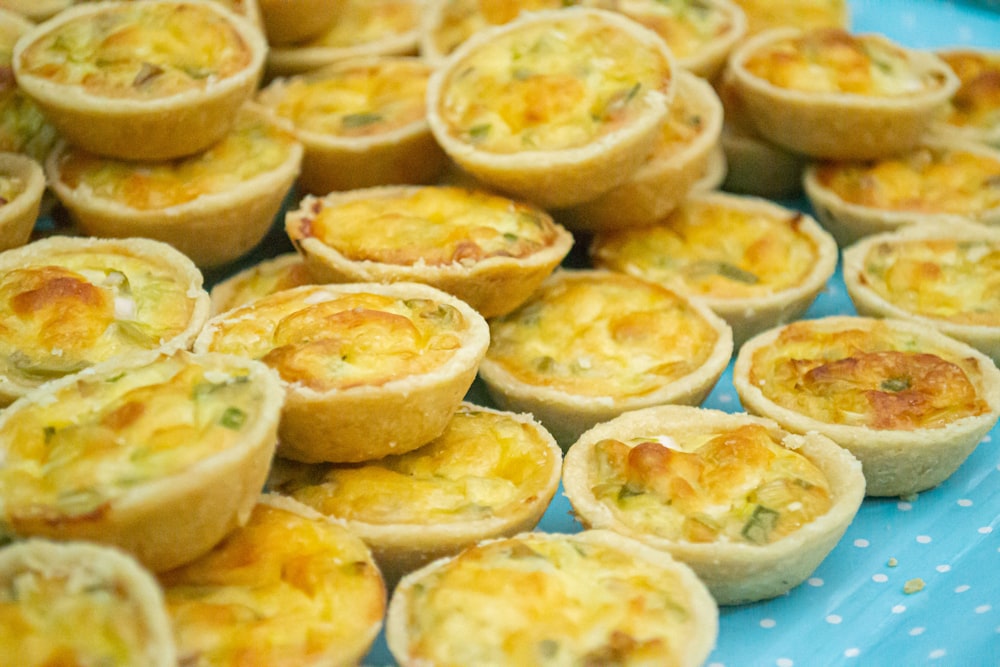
[0,1,999,665]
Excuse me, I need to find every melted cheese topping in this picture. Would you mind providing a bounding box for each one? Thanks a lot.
[303,186,565,266]
[858,237,1000,327]
[273,405,558,524]
[266,58,432,138]
[402,533,698,664]
[0,560,159,665]
[160,502,385,667]
[54,108,300,210]
[591,199,820,299]
[617,0,738,60]
[589,423,833,544]
[731,0,847,34]
[294,0,418,49]
[0,250,199,388]
[437,11,673,153]
[813,145,1000,215]
[202,287,470,392]
[427,0,604,58]
[746,319,993,430]
[939,50,1000,132]
[0,353,267,520]
[487,272,720,397]
[742,28,937,96]
[17,2,254,99]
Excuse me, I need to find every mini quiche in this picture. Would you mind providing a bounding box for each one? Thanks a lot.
[257,55,448,195]
[730,0,848,35]
[842,225,1000,366]
[615,0,747,80]
[386,529,718,667]
[725,27,960,160]
[285,185,574,319]
[0,539,176,667]
[159,494,386,667]
[193,281,490,463]
[733,315,1000,497]
[12,0,268,161]
[0,152,44,251]
[0,10,58,164]
[0,235,210,406]
[209,252,315,315]
[266,0,422,77]
[931,48,1000,149]
[0,349,284,572]
[803,139,1000,246]
[45,103,303,268]
[257,0,343,46]
[562,405,865,605]
[555,70,724,232]
[425,8,677,210]
[478,269,733,447]
[589,192,838,347]
[268,402,562,586]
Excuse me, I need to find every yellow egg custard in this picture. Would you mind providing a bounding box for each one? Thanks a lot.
[209,252,315,316]
[733,315,1000,497]
[562,405,865,604]
[159,495,386,667]
[386,530,718,667]
[731,0,849,35]
[0,235,210,406]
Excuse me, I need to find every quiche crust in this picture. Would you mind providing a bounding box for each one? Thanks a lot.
[386,530,718,667]
[159,494,386,667]
[193,281,490,463]
[285,184,574,319]
[209,252,315,316]
[257,0,344,45]
[930,47,1000,149]
[0,349,285,572]
[425,8,677,209]
[562,405,865,605]
[268,402,563,586]
[478,269,733,447]
[842,225,1000,366]
[0,539,177,667]
[0,152,44,251]
[12,0,268,161]
[45,103,303,268]
[725,27,960,160]
[733,315,1000,497]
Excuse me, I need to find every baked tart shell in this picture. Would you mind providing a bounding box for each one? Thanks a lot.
[0,152,45,252]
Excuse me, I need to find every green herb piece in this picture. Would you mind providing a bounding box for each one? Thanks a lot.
[220,407,247,430]
[468,124,491,141]
[880,376,911,392]
[341,112,383,129]
[741,505,779,544]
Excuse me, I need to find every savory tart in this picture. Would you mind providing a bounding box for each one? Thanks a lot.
[588,191,838,347]
[725,27,960,160]
[12,0,268,160]
[0,235,210,406]
[425,8,678,209]
[386,529,719,667]
[209,252,314,315]
[0,10,58,164]
[555,70,725,232]
[257,0,343,45]
[930,48,1000,149]
[730,0,849,35]
[285,184,574,318]
[0,152,44,251]
[257,55,448,195]
[842,225,1000,366]
[733,315,1000,497]
[159,494,386,667]
[478,269,733,447]
[0,349,284,571]
[614,0,747,80]
[562,405,865,605]
[0,539,177,667]
[45,103,303,268]
[268,402,563,586]
[265,0,422,77]
[803,138,1000,246]
[193,281,490,463]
